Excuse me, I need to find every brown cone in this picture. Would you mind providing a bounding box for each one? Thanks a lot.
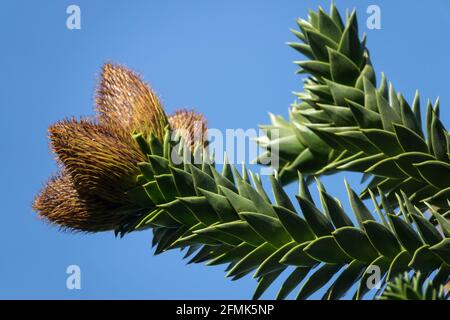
[96,63,168,140]
[169,109,208,148]
[33,173,124,232]
[48,118,145,204]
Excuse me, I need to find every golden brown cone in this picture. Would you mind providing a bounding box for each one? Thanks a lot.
[169,109,208,147]
[96,63,168,140]
[48,118,146,204]
[35,64,211,233]
[33,173,124,232]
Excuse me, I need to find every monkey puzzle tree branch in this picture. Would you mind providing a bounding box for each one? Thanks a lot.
[257,4,450,214]
[33,5,450,300]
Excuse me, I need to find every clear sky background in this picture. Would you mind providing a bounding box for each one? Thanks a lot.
[0,0,449,299]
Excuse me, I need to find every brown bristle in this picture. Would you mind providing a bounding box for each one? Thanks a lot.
[48,118,145,204]
[96,63,168,140]
[169,109,208,147]
[33,173,124,232]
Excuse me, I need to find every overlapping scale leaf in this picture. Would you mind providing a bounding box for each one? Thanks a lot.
[113,4,449,300]
[119,129,449,300]
[257,4,449,213]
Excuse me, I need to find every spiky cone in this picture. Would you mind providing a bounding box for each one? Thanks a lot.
[34,63,207,232]
[33,173,125,232]
[258,4,449,212]
[169,109,208,148]
[96,63,168,141]
[48,118,146,204]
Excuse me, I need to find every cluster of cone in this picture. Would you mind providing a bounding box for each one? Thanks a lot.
[33,63,207,232]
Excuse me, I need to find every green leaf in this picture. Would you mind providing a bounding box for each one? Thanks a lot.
[330,3,345,31]
[126,185,154,208]
[296,195,335,236]
[269,176,296,212]
[304,236,351,264]
[325,79,365,106]
[190,164,218,194]
[326,260,365,300]
[194,225,242,246]
[253,269,284,300]
[138,162,154,180]
[178,196,219,225]
[140,209,179,229]
[399,94,422,136]
[338,153,384,172]
[199,188,239,222]
[219,186,258,213]
[318,7,342,41]
[388,214,423,254]
[345,181,375,226]
[347,100,382,129]
[154,174,179,200]
[280,243,319,267]
[363,77,379,112]
[393,124,429,153]
[362,129,403,156]
[133,132,151,156]
[154,226,190,254]
[288,42,314,59]
[148,133,164,156]
[297,263,342,300]
[387,250,411,281]
[148,155,170,174]
[227,243,276,278]
[254,242,295,278]
[210,165,238,193]
[328,48,360,85]
[240,182,277,217]
[366,158,407,179]
[333,227,379,262]
[170,166,195,197]
[305,29,337,61]
[320,190,354,228]
[206,243,253,266]
[214,221,265,247]
[337,11,363,67]
[431,114,447,160]
[240,212,292,248]
[376,90,401,132]
[430,239,450,265]
[250,172,271,203]
[408,245,442,273]
[276,267,311,300]
[336,131,381,155]
[415,161,450,189]
[221,155,235,183]
[297,60,331,79]
[363,220,401,259]
[318,104,355,126]
[425,204,450,237]
[409,213,443,246]
[298,173,314,202]
[273,206,315,243]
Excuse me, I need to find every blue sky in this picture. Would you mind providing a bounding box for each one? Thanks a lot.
[0,0,449,299]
